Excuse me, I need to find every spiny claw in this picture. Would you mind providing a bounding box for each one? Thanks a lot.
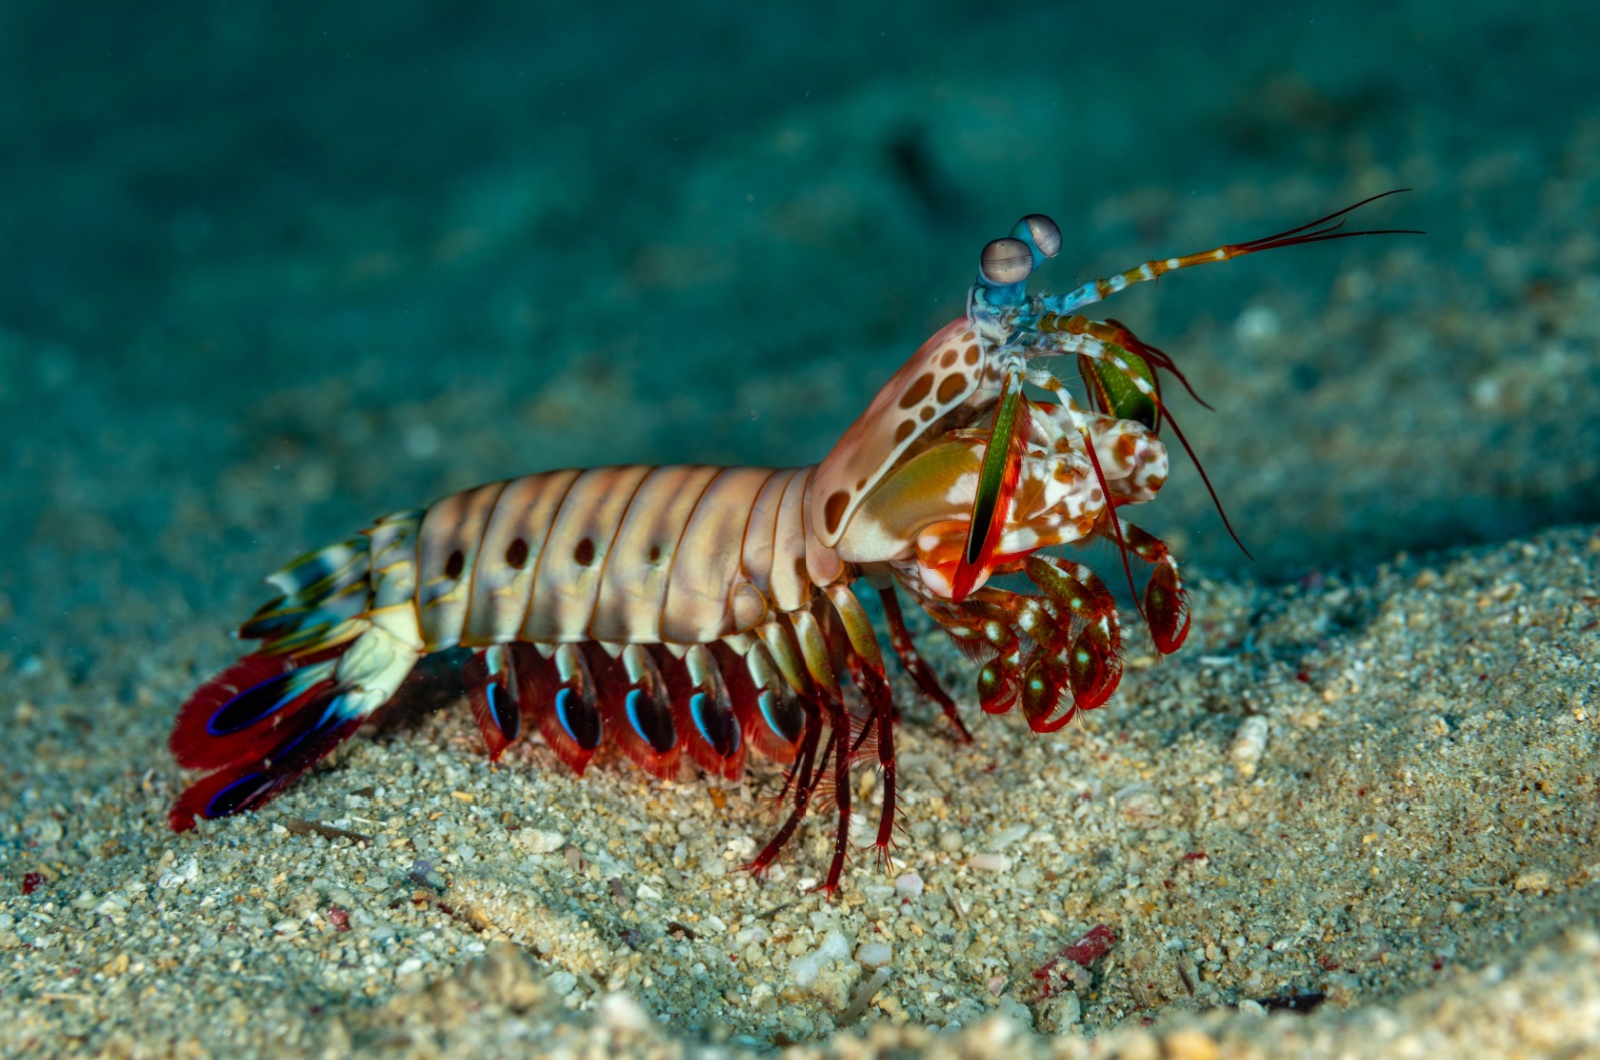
[1144,568,1190,654]
[1068,621,1123,711]
[977,659,1018,714]
[1021,652,1074,733]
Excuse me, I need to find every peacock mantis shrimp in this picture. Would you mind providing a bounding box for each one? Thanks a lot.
[169,191,1412,891]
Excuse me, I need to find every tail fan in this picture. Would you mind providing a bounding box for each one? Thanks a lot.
[170,514,424,831]
[170,682,365,831]
[238,536,372,655]
[170,653,339,772]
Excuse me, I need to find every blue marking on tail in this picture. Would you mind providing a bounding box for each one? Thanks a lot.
[204,773,276,818]
[486,680,521,741]
[266,696,351,763]
[207,671,303,736]
[689,692,711,744]
[690,691,740,756]
[758,689,801,744]
[625,688,648,743]
[554,687,602,750]
[555,687,580,743]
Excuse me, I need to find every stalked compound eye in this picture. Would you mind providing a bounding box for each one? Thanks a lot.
[980,237,1034,285]
[1022,214,1061,258]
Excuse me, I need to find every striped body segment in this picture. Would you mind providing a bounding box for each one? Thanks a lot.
[413,465,825,652]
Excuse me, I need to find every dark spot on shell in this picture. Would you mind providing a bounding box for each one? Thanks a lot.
[898,372,935,409]
[856,478,867,491]
[964,345,980,365]
[936,374,967,404]
[444,549,465,579]
[794,556,809,586]
[919,406,935,421]
[648,544,662,564]
[823,490,850,535]
[505,538,530,569]
[574,538,596,566]
[940,348,958,368]
[893,419,915,444]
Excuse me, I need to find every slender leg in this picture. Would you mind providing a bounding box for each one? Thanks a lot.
[819,691,853,894]
[877,585,971,742]
[856,661,898,861]
[793,603,856,891]
[748,606,860,884]
[1096,518,1191,654]
[827,584,911,872]
[744,696,824,877]
[837,645,899,865]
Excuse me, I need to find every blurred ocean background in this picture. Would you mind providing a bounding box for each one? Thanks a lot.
[2,0,1597,662]
[3,7,1600,1053]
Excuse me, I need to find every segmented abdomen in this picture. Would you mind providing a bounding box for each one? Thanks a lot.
[411,464,830,653]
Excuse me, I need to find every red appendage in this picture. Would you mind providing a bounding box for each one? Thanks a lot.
[170,653,336,772]
[1033,924,1117,998]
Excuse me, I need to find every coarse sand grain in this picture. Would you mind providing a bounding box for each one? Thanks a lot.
[4,527,1597,1057]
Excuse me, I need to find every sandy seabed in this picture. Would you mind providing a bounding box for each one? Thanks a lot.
[3,526,1597,1057]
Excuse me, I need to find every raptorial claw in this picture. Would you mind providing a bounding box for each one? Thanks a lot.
[978,659,1018,714]
[1144,566,1190,654]
[951,367,1030,602]
[1020,652,1075,733]
[1068,620,1123,711]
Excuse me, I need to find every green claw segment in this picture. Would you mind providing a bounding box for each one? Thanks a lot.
[965,368,1024,567]
[1080,344,1159,430]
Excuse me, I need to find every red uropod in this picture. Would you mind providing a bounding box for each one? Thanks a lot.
[170,194,1414,891]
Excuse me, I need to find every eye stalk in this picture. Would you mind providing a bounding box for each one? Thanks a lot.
[973,214,1064,316]
[979,237,1034,285]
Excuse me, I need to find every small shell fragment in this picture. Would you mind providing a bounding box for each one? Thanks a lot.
[856,941,892,968]
[787,929,850,987]
[518,828,567,854]
[1231,715,1270,778]
[598,993,653,1034]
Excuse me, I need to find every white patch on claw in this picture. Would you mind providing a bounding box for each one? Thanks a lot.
[919,562,954,599]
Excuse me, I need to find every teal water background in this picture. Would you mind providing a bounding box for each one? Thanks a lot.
[2,0,1597,659]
